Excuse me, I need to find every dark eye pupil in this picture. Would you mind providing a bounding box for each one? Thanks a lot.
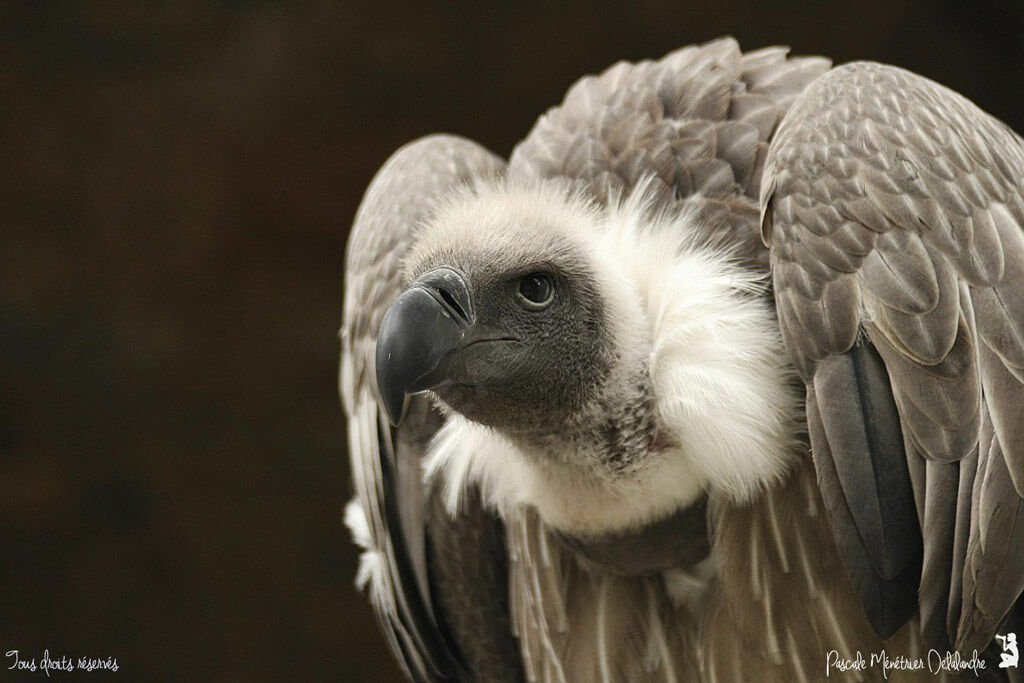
[518,273,553,305]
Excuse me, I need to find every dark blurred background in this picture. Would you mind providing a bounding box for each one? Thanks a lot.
[1,1,1022,679]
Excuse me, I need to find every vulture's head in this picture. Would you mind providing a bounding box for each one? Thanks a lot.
[376,179,800,537]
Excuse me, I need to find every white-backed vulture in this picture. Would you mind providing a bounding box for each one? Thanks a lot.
[341,37,1024,681]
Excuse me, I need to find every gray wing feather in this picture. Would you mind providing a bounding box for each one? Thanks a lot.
[812,344,920,582]
[764,61,1024,649]
[948,447,978,638]
[510,36,829,272]
[341,135,519,681]
[919,457,958,648]
[959,367,1024,651]
[808,348,921,639]
[426,484,523,681]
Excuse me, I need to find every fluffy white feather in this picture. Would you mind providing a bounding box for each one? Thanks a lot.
[662,557,715,617]
[344,497,385,594]
[422,179,801,535]
[606,185,801,501]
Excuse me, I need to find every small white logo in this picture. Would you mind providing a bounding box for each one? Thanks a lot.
[996,633,1018,669]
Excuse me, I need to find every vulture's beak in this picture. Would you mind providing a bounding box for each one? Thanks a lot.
[375,267,476,424]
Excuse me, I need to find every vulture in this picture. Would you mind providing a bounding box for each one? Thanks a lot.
[340,38,1024,681]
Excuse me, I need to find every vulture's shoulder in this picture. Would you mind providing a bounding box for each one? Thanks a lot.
[510,37,831,203]
[509,37,831,271]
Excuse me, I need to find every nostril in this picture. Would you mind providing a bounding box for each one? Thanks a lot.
[437,287,469,323]
[412,267,475,326]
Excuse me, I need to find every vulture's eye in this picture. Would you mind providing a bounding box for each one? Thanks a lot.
[516,273,554,309]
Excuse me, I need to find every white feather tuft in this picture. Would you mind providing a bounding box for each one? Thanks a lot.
[603,182,801,504]
[344,497,385,594]
[425,412,707,535]
[662,558,715,618]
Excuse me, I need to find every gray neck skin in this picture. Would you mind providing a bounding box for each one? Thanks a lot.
[527,365,709,575]
[508,363,659,480]
[554,494,710,574]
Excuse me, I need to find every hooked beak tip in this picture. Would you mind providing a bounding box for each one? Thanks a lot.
[375,267,474,426]
[380,386,408,426]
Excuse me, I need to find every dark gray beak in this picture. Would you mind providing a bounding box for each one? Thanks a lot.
[375,268,475,424]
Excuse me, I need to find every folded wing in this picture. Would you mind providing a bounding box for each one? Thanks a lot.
[763,61,1024,649]
[341,135,522,681]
